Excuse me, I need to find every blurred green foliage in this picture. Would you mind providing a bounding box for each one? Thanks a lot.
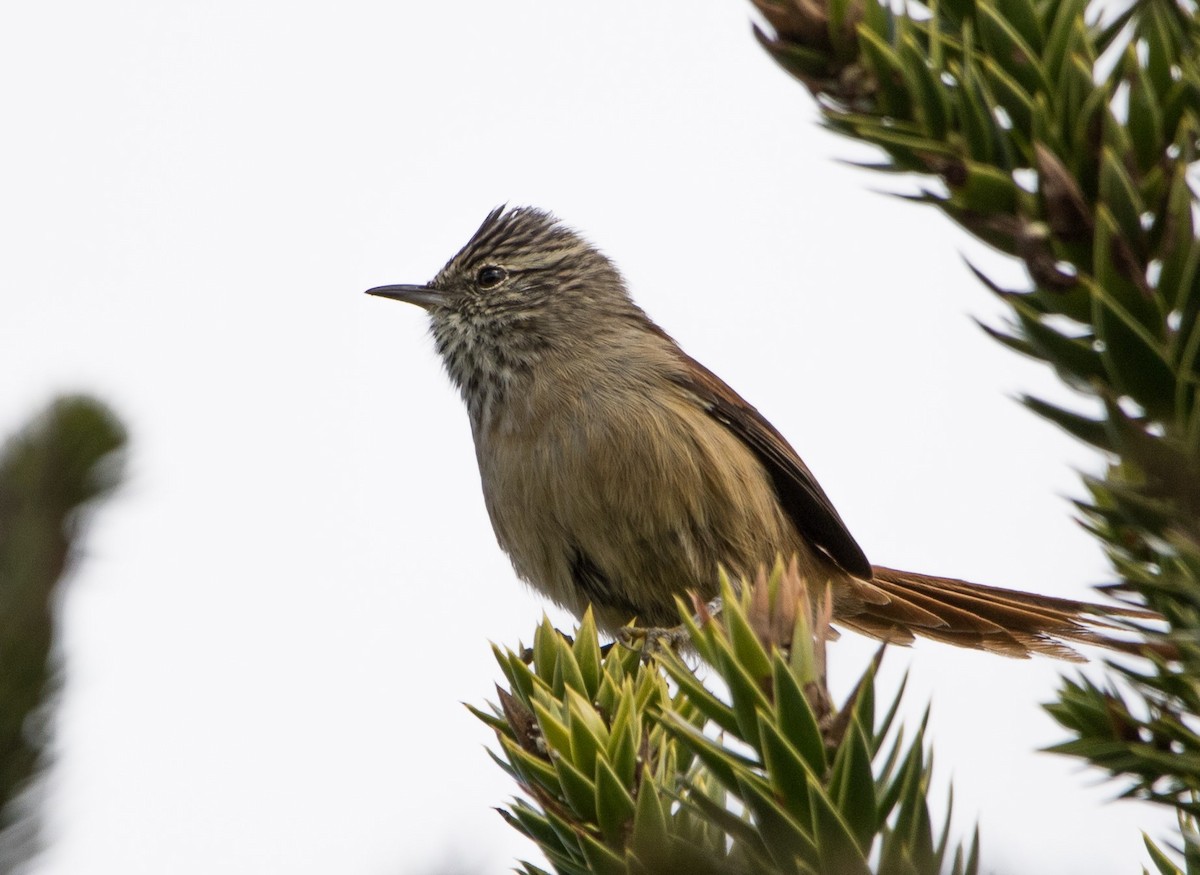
[0,397,125,862]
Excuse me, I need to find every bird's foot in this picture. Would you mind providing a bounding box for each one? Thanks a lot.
[615,596,724,656]
[615,623,690,653]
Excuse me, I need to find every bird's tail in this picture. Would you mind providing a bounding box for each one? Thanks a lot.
[835,565,1162,661]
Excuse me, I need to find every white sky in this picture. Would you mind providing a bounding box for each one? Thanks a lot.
[2,1,1176,873]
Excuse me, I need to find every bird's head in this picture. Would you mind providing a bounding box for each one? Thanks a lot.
[367,206,645,419]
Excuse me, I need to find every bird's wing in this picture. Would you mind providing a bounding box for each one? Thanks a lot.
[667,348,873,580]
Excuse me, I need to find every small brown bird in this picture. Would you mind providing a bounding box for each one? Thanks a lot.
[368,206,1147,659]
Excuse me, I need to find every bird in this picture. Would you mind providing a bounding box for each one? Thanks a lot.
[367,205,1151,660]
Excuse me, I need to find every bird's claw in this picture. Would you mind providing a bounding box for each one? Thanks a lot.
[614,597,725,656]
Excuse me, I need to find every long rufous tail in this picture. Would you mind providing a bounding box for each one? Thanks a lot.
[836,566,1161,661]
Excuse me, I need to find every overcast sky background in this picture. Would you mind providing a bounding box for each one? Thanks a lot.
[1,2,1176,873]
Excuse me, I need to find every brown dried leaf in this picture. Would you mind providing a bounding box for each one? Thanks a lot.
[1035,142,1093,242]
[497,685,543,757]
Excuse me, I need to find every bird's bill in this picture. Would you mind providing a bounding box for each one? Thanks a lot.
[364,283,446,309]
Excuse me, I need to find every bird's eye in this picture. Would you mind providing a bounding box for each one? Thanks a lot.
[476,266,507,288]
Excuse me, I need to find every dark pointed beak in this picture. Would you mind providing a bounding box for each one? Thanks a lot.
[364,283,446,310]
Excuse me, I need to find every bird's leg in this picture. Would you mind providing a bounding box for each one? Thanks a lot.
[519,628,576,664]
[615,596,725,654]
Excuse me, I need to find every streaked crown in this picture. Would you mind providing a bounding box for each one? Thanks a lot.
[419,207,647,423]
